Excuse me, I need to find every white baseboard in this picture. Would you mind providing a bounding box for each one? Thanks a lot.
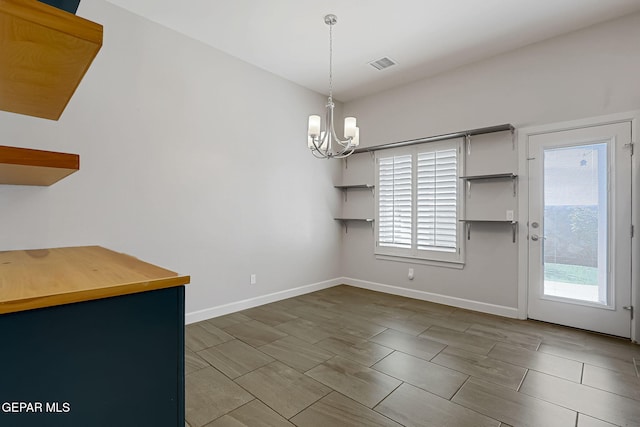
[341,277,519,319]
[185,278,342,324]
[186,277,519,325]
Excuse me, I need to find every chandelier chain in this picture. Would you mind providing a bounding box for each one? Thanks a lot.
[328,22,333,101]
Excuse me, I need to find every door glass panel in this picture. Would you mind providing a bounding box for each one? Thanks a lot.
[543,143,608,304]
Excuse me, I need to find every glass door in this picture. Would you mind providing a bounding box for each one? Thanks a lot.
[527,122,632,337]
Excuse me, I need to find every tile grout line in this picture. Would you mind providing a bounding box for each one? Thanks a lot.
[285,387,332,421]
[534,339,542,351]
[516,368,528,392]
[371,380,404,412]
[449,373,473,401]
[438,377,506,426]
[228,371,289,420]
[204,398,258,425]
[429,343,448,361]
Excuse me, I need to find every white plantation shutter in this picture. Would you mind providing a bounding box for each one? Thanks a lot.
[417,149,457,252]
[376,139,462,264]
[378,154,412,248]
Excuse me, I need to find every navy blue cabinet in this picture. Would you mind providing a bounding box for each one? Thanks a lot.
[0,286,186,427]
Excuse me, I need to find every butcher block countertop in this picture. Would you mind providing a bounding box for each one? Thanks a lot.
[0,246,190,314]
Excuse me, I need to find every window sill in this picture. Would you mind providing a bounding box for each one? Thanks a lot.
[375,254,465,270]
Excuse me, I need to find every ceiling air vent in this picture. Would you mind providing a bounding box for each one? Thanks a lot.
[368,57,396,71]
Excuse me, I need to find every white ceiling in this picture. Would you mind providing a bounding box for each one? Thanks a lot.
[102,0,640,102]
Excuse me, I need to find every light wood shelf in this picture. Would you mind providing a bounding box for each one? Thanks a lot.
[0,0,103,120]
[0,246,190,314]
[0,145,79,185]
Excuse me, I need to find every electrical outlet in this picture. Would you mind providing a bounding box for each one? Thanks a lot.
[250,274,257,285]
[506,210,514,221]
[408,268,414,280]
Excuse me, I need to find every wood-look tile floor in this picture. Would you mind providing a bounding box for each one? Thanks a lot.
[185,285,640,427]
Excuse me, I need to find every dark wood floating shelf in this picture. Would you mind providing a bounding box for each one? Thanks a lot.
[334,184,375,189]
[0,0,103,120]
[459,219,517,223]
[334,184,375,201]
[0,145,79,185]
[334,217,374,233]
[459,220,519,243]
[459,173,517,180]
[353,124,514,154]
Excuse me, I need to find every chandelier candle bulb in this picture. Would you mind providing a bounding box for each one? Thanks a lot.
[344,117,357,138]
[308,115,321,137]
[354,128,360,146]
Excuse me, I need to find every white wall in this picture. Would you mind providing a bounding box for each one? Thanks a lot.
[0,0,342,317]
[341,12,640,313]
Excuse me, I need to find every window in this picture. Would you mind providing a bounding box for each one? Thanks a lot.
[375,139,464,264]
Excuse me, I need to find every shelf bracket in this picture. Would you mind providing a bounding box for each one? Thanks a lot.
[335,218,375,234]
[463,220,517,243]
[466,134,472,156]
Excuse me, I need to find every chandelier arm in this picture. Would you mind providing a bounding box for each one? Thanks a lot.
[310,132,329,157]
[335,136,354,149]
[333,143,353,158]
[310,137,323,154]
[334,145,356,158]
[311,148,328,159]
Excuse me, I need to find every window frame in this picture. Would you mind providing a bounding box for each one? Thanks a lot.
[374,138,465,266]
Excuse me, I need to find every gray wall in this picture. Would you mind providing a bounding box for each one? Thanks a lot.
[340,12,640,313]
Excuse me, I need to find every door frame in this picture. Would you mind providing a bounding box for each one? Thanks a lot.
[517,110,640,342]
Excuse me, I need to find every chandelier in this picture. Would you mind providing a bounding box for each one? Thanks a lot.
[307,14,359,159]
